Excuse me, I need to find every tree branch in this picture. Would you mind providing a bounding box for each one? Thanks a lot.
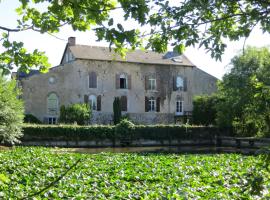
[0,25,33,32]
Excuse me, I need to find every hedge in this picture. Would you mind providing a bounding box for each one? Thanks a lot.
[22,124,232,142]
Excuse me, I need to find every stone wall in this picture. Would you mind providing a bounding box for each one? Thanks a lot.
[21,50,217,124]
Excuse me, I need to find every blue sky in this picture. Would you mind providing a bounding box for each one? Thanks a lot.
[1,0,270,79]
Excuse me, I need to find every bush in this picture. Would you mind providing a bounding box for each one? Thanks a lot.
[113,97,121,125]
[192,95,219,126]
[22,124,232,142]
[0,76,24,144]
[59,103,91,125]
[24,114,42,124]
[115,119,135,138]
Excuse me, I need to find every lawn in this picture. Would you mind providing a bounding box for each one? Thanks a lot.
[0,147,269,199]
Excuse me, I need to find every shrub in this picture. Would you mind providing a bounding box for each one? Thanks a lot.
[22,124,233,142]
[192,95,219,126]
[59,103,91,125]
[24,114,42,124]
[115,119,135,138]
[113,97,121,125]
[0,76,24,144]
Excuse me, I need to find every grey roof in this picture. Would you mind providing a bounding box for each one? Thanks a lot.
[69,45,195,67]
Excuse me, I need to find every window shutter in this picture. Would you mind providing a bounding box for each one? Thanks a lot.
[173,76,177,91]
[121,96,127,111]
[145,96,149,112]
[156,77,160,91]
[145,75,148,90]
[84,95,89,104]
[156,97,160,112]
[93,72,97,88]
[97,95,101,111]
[128,75,131,89]
[184,77,187,91]
[116,74,120,89]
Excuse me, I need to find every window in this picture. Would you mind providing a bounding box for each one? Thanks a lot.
[120,74,128,89]
[148,78,156,90]
[89,95,97,111]
[47,93,58,115]
[148,97,156,112]
[48,117,57,124]
[89,72,97,88]
[176,100,183,115]
[176,76,184,90]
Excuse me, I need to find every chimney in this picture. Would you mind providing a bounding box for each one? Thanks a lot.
[68,37,76,46]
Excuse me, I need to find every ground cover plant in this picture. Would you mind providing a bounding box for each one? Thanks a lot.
[0,147,269,199]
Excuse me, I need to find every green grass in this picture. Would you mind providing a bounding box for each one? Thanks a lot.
[0,147,269,199]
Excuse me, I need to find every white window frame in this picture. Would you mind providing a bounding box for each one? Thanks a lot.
[148,78,156,90]
[148,97,156,112]
[176,100,184,115]
[89,95,97,111]
[119,74,128,89]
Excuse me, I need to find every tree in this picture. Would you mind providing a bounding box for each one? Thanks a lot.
[1,0,270,74]
[192,95,219,126]
[113,97,122,125]
[59,103,91,125]
[0,75,24,144]
[216,46,270,137]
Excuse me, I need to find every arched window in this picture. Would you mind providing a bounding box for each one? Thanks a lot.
[120,73,128,89]
[89,71,97,88]
[176,76,184,90]
[89,95,97,110]
[47,93,58,115]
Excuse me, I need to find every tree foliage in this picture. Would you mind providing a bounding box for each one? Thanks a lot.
[0,75,24,144]
[113,97,121,125]
[192,95,219,126]
[216,46,270,137]
[59,103,91,125]
[1,0,270,74]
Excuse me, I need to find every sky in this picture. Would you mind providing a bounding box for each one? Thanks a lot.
[1,1,270,79]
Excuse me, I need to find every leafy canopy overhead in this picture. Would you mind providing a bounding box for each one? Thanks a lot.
[0,0,270,74]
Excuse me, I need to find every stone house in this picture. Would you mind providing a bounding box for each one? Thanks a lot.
[18,37,217,124]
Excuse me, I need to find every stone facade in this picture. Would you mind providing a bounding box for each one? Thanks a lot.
[20,38,217,124]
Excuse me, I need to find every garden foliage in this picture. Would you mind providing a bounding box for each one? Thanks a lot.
[22,124,230,142]
[24,114,42,124]
[0,76,24,144]
[192,95,219,126]
[59,103,91,125]
[0,147,269,199]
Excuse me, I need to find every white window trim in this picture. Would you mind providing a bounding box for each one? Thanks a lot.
[176,100,184,116]
[149,97,156,112]
[149,78,156,90]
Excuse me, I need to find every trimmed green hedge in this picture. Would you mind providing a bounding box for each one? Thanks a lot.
[22,124,232,141]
